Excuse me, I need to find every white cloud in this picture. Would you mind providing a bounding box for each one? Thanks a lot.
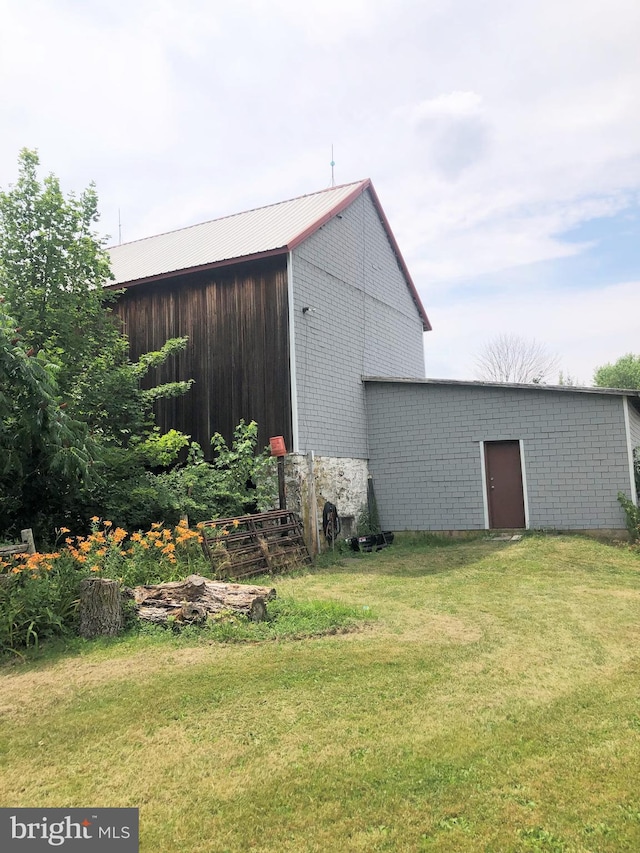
[408,91,484,123]
[258,0,380,44]
[403,92,490,181]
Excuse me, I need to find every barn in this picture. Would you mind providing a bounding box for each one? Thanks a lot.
[108,183,639,541]
[108,180,430,539]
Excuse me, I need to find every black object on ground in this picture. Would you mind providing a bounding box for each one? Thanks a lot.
[347,531,395,552]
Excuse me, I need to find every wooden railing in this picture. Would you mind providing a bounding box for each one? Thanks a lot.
[0,528,35,558]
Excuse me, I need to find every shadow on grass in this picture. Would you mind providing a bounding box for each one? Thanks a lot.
[0,632,135,674]
[305,537,517,579]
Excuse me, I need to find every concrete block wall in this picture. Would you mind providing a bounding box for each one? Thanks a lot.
[365,381,634,531]
[291,190,425,458]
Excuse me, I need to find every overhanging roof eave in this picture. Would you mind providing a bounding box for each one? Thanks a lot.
[362,376,640,397]
[104,246,289,290]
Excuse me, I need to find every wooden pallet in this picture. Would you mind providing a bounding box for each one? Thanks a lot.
[200,510,312,580]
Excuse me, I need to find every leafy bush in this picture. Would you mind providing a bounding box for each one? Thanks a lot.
[357,502,380,536]
[0,550,85,655]
[149,420,277,524]
[90,421,276,533]
[618,492,640,542]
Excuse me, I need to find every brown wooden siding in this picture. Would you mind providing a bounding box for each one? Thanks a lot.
[114,256,292,456]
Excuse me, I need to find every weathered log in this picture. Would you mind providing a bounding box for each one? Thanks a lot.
[79,577,124,639]
[136,605,178,624]
[132,574,276,624]
[179,601,209,623]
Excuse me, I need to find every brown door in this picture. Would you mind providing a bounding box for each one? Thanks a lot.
[485,441,526,528]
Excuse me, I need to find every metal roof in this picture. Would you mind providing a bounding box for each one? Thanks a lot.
[107,179,431,331]
[363,376,640,398]
[108,180,368,285]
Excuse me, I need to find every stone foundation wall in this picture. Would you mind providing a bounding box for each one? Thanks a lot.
[285,454,370,553]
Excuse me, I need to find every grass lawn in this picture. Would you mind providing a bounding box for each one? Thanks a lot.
[1,534,640,852]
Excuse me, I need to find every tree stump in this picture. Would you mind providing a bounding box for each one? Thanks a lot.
[78,577,124,639]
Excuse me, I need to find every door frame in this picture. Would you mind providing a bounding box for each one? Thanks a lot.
[479,439,530,530]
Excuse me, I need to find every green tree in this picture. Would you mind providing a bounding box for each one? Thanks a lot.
[0,149,192,536]
[0,305,96,533]
[0,149,118,400]
[593,353,640,390]
[0,150,191,443]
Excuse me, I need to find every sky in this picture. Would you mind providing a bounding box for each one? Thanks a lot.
[1,0,639,385]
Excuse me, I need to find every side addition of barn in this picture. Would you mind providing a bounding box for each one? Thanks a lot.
[364,378,640,535]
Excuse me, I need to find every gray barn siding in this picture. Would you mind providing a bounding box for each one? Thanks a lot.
[291,190,425,457]
[365,382,632,531]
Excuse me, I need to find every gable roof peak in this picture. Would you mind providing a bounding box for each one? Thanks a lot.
[106,178,430,330]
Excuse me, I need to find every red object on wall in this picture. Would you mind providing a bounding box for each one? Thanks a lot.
[269,436,287,457]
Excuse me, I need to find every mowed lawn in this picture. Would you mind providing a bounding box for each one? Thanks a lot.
[1,535,640,852]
